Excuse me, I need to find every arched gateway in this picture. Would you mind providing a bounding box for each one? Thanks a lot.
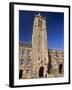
[39,66,44,77]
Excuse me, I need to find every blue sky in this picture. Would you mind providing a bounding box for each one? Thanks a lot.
[19,10,64,50]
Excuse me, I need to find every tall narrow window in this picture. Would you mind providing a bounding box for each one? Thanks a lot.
[22,49,24,55]
[38,19,42,28]
[38,57,40,60]
[20,59,24,65]
[22,49,24,58]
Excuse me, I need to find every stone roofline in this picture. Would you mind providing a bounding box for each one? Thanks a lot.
[19,42,64,52]
[19,41,32,45]
[35,15,46,20]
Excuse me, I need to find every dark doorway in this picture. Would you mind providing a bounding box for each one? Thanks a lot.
[59,64,63,73]
[39,66,44,77]
[19,70,23,79]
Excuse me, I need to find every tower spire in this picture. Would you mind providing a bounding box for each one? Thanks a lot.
[32,12,49,78]
[38,12,41,16]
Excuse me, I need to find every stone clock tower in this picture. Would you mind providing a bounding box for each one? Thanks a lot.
[32,13,49,78]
